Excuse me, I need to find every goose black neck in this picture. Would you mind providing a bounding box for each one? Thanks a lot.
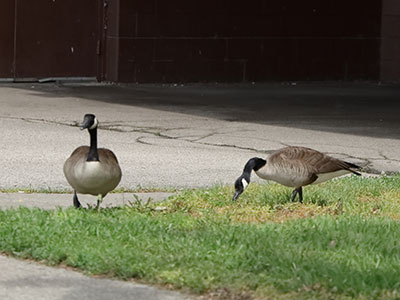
[242,157,266,179]
[87,128,99,161]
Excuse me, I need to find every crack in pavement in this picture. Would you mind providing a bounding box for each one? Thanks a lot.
[3,115,396,174]
[0,115,77,127]
[198,141,276,154]
[190,133,217,142]
[135,136,154,145]
[0,115,288,154]
[100,123,277,153]
[378,151,400,163]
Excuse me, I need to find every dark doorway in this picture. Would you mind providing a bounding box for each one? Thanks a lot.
[0,0,101,81]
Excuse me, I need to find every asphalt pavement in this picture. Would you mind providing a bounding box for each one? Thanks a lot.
[0,255,191,300]
[0,81,399,300]
[1,82,400,193]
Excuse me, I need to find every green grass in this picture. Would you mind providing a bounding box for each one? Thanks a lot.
[0,186,177,194]
[1,175,400,299]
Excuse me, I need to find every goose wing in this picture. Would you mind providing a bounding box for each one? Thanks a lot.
[64,146,89,172]
[98,148,122,179]
[98,148,120,165]
[263,147,320,187]
[271,146,360,175]
[67,146,89,160]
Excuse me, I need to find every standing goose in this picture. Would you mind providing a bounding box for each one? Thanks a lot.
[233,146,361,202]
[63,114,122,211]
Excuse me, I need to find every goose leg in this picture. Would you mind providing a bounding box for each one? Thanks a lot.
[290,189,298,202]
[291,187,303,203]
[96,194,103,212]
[73,191,82,208]
[297,187,303,203]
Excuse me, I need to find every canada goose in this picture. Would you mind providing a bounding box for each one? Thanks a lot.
[233,146,361,202]
[63,114,122,211]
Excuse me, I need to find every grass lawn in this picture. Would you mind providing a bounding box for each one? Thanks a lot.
[1,175,400,299]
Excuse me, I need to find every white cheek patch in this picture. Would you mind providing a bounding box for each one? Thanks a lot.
[89,118,98,130]
[242,178,248,189]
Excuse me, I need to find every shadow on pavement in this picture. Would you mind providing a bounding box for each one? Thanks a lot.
[4,82,400,139]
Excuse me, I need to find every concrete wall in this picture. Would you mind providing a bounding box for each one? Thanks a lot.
[105,0,383,83]
[381,0,400,82]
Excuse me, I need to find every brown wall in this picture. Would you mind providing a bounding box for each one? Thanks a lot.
[0,0,99,80]
[381,0,400,82]
[15,0,99,78]
[0,0,15,78]
[105,0,383,83]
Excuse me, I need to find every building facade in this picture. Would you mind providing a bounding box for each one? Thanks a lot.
[0,0,399,83]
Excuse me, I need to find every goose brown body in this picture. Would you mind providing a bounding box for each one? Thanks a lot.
[63,146,121,197]
[233,146,361,202]
[255,146,360,188]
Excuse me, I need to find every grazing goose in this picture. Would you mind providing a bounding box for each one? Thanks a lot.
[63,114,122,211]
[233,146,361,202]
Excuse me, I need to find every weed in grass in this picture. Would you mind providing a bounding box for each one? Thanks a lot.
[0,186,178,194]
[0,187,70,194]
[111,186,179,194]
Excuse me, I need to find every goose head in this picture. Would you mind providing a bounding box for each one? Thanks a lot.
[81,114,98,131]
[232,157,266,201]
[232,175,249,201]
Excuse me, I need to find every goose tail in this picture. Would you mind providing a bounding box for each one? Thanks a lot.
[344,161,362,176]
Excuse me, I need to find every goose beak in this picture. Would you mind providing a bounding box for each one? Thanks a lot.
[232,191,242,201]
[80,118,91,130]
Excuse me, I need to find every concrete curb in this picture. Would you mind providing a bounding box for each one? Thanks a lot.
[0,192,174,209]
